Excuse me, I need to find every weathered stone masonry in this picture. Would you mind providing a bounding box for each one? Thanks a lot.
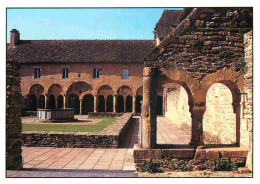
[22,113,133,148]
[135,8,253,172]
[6,60,23,170]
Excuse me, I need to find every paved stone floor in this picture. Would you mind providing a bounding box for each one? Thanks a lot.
[157,117,190,144]
[7,116,226,178]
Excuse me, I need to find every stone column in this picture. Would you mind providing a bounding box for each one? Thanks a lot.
[233,101,241,146]
[79,99,83,115]
[113,95,116,113]
[189,102,206,146]
[105,96,107,112]
[140,67,157,149]
[44,94,48,109]
[132,95,136,114]
[94,95,97,113]
[63,94,66,109]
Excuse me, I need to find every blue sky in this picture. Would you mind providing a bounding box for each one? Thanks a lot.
[7,8,182,42]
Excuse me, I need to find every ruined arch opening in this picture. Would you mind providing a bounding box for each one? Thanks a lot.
[82,94,94,115]
[136,95,143,113]
[107,95,113,112]
[203,83,237,145]
[117,95,124,113]
[57,95,64,108]
[68,94,80,115]
[126,95,133,112]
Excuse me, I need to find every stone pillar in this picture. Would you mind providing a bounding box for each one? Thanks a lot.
[132,95,136,114]
[189,102,206,146]
[44,94,48,109]
[113,95,116,113]
[233,101,241,146]
[63,94,66,108]
[6,60,23,170]
[79,99,83,115]
[140,67,157,149]
[94,95,97,113]
[105,96,107,112]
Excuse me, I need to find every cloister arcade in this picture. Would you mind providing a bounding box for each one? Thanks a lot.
[140,68,244,148]
[26,82,163,115]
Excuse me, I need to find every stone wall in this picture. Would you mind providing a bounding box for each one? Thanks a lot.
[164,83,191,133]
[22,113,133,148]
[6,60,23,170]
[204,83,236,144]
[134,147,247,172]
[240,31,253,171]
[147,8,252,80]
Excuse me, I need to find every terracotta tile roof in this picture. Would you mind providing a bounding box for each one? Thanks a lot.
[7,39,155,63]
[155,10,182,39]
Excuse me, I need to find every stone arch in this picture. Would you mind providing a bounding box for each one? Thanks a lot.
[48,84,63,109]
[97,85,113,97]
[204,83,236,144]
[200,70,243,103]
[201,70,243,146]
[66,81,93,100]
[164,70,200,95]
[46,83,65,94]
[48,84,63,97]
[96,84,115,95]
[29,84,44,99]
[117,85,133,97]
[136,86,143,96]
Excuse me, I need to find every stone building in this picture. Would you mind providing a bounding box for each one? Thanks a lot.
[7,7,253,171]
[7,33,157,115]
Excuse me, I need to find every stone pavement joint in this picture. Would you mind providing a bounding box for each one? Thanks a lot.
[18,117,193,176]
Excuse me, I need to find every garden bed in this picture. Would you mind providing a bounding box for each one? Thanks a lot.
[22,113,133,148]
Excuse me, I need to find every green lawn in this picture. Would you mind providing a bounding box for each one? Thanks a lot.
[22,117,116,132]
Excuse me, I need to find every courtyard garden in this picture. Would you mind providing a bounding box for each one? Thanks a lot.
[22,116,116,132]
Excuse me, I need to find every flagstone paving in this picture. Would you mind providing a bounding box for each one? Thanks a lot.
[21,116,191,171]
[7,116,252,177]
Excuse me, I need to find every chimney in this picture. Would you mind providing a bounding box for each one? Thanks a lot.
[10,29,20,47]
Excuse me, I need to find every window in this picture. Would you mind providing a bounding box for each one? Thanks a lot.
[93,68,100,79]
[34,68,41,79]
[62,68,68,79]
[122,69,128,79]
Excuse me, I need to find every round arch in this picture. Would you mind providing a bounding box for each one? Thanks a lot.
[66,81,93,99]
[29,84,44,98]
[117,85,133,97]
[97,85,113,97]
